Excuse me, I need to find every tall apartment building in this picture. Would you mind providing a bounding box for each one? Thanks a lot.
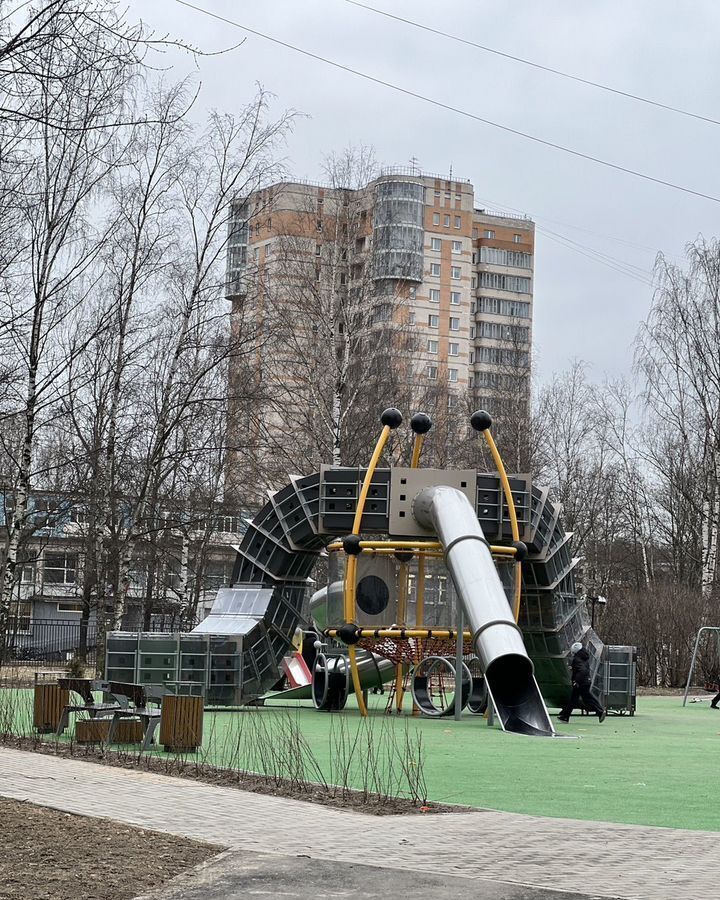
[226,168,533,460]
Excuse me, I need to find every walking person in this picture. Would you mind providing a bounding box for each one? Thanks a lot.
[711,685,720,709]
[558,642,606,723]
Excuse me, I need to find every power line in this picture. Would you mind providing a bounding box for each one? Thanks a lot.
[175,0,720,205]
[536,226,655,288]
[346,0,720,129]
[476,194,677,259]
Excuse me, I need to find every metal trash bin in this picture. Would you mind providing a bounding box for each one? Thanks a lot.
[601,645,637,715]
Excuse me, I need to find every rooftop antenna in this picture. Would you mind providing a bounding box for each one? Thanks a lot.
[409,156,419,175]
[449,163,453,181]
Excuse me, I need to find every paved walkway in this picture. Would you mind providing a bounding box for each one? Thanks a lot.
[0,748,714,900]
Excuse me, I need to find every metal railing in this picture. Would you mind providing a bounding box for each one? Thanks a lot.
[5,618,99,666]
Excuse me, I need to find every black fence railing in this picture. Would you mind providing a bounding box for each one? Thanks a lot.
[5,619,99,667]
[2,615,202,669]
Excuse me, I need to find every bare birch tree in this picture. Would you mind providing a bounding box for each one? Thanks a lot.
[636,240,720,605]
[110,93,293,628]
[0,4,145,642]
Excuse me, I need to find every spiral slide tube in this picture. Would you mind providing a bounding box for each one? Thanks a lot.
[413,485,555,737]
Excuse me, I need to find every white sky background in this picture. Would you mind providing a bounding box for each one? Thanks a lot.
[129,0,720,383]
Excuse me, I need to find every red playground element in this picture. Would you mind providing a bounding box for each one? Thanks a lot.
[281,652,312,688]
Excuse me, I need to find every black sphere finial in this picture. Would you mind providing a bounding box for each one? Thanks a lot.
[470,409,492,432]
[410,412,432,435]
[342,534,363,556]
[380,407,403,429]
[512,540,528,562]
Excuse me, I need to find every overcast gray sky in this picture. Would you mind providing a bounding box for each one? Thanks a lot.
[129,0,720,383]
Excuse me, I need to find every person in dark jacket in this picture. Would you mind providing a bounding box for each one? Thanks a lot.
[558,642,606,723]
[711,688,720,709]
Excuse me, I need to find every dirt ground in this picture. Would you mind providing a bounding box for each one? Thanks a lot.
[0,797,218,900]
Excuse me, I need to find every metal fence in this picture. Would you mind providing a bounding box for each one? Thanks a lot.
[5,619,99,667]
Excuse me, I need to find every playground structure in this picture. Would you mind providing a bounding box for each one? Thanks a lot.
[106,408,636,731]
[683,625,720,705]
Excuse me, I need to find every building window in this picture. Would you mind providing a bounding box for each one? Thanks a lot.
[478,321,531,342]
[478,346,529,366]
[479,272,531,293]
[449,341,459,356]
[454,216,461,228]
[315,267,321,282]
[409,286,417,299]
[470,300,476,313]
[426,364,438,379]
[480,247,532,268]
[444,215,450,227]
[448,368,459,382]
[408,311,416,325]
[8,601,31,633]
[315,243,321,256]
[430,262,441,276]
[472,227,478,238]
[429,288,440,303]
[57,601,83,614]
[452,240,462,254]
[43,552,77,586]
[216,515,241,533]
[451,266,461,279]
[470,325,476,338]
[70,507,88,526]
[513,234,522,243]
[450,291,461,305]
[432,212,440,225]
[316,220,323,232]
[431,237,442,251]
[427,339,438,353]
[471,275,477,289]
[469,349,475,363]
[483,229,495,239]
[428,314,439,327]
[449,316,460,331]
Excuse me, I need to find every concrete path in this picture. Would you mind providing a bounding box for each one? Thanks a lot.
[0,748,714,900]
[134,848,602,900]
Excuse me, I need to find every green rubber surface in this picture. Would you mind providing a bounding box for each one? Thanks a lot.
[208,694,720,830]
[10,690,720,831]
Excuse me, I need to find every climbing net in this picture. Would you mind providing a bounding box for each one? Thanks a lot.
[357,635,474,666]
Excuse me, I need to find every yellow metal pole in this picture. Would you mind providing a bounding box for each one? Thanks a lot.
[412,554,426,716]
[326,628,473,640]
[415,554,425,631]
[411,434,424,468]
[344,420,395,717]
[351,425,391,535]
[482,428,523,623]
[328,540,516,556]
[395,560,409,713]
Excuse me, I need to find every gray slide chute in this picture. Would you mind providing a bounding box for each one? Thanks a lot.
[413,485,555,737]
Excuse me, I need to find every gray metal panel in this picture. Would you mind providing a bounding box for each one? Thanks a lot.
[192,616,262,636]
[390,467,477,537]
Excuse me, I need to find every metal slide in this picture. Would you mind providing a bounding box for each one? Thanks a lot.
[413,485,555,737]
